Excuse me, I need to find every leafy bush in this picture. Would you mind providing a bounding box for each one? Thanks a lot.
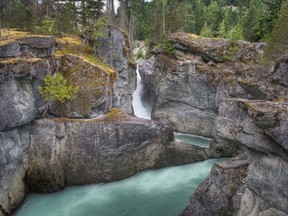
[38,72,79,103]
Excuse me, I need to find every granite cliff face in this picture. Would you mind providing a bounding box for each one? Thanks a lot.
[139,33,266,137]
[0,32,213,216]
[137,32,288,215]
[96,26,137,114]
[181,99,288,216]
[27,110,173,192]
[0,33,136,216]
[179,51,288,216]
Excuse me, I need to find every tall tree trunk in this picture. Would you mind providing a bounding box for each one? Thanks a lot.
[118,0,127,31]
[72,0,78,31]
[162,0,167,34]
[0,14,2,36]
[110,0,115,24]
[81,0,87,27]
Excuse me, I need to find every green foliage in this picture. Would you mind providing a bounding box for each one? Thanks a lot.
[156,34,174,55]
[135,49,145,59]
[0,0,285,44]
[242,5,257,41]
[200,22,213,37]
[263,0,288,66]
[35,17,58,35]
[92,17,106,39]
[38,72,79,103]
[92,17,107,50]
[230,186,237,194]
[223,45,240,61]
[228,24,243,42]
[217,20,227,38]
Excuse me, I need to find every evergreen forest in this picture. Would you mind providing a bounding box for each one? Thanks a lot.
[0,0,287,61]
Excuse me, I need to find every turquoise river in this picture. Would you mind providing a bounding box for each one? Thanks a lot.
[15,134,223,216]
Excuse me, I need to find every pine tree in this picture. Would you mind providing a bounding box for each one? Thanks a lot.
[217,20,227,38]
[264,0,288,64]
[200,22,213,37]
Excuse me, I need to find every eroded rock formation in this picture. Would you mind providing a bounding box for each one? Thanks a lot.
[181,99,288,216]
[27,109,173,192]
[0,34,136,215]
[96,26,137,114]
[0,33,211,216]
[137,32,288,216]
[139,33,266,137]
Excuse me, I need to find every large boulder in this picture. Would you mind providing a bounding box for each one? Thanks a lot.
[16,36,56,58]
[49,54,116,118]
[96,26,136,114]
[214,99,288,160]
[27,109,174,192]
[0,41,21,58]
[269,53,288,87]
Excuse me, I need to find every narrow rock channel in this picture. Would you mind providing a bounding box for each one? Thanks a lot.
[14,63,222,216]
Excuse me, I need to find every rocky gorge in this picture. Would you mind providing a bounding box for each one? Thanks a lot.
[137,32,288,215]
[0,26,287,216]
[0,28,223,216]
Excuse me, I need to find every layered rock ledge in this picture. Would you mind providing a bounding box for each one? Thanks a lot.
[138,32,282,138]
[180,99,288,216]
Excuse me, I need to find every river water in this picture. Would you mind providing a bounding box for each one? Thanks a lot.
[14,158,221,216]
[15,65,220,216]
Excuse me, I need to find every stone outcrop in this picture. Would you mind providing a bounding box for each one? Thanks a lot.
[27,109,173,192]
[157,141,210,167]
[0,34,119,215]
[49,54,115,118]
[180,154,250,216]
[139,32,265,137]
[0,36,56,58]
[96,26,136,114]
[0,126,30,216]
[180,99,288,216]
[0,56,50,132]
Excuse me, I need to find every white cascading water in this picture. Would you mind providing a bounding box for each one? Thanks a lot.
[132,65,151,119]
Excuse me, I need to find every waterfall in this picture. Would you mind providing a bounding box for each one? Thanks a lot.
[132,65,151,119]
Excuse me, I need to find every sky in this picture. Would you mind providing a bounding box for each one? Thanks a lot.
[114,0,153,12]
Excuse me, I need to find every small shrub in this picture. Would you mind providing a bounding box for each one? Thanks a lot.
[230,186,237,195]
[38,72,79,103]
